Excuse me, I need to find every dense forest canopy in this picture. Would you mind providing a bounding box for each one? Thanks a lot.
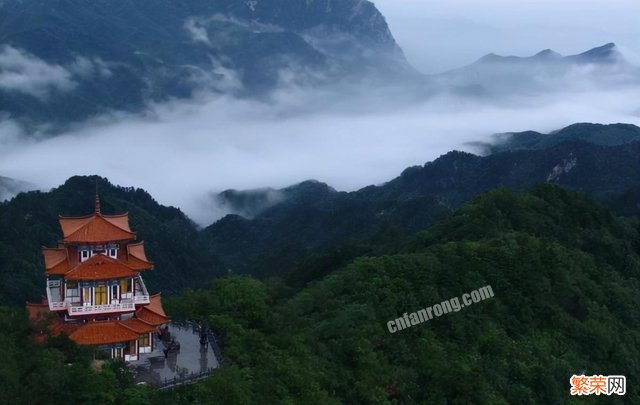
[1,184,638,403]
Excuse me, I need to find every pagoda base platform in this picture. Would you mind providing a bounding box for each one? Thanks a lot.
[128,321,222,388]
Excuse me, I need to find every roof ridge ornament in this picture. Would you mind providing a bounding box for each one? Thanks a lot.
[95,192,101,214]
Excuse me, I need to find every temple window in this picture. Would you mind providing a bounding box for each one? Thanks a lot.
[111,284,119,302]
[120,278,132,299]
[66,282,80,303]
[83,287,92,305]
[95,284,108,305]
[80,249,90,262]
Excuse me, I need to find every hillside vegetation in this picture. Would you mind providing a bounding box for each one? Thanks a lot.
[161,185,640,403]
[0,184,638,403]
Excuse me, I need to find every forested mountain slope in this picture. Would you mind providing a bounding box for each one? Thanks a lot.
[163,185,640,403]
[204,135,640,276]
[0,176,224,305]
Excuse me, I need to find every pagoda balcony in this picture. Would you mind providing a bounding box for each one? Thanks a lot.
[64,293,150,315]
[46,280,66,311]
[48,295,151,313]
[133,294,150,304]
[47,275,151,313]
[67,300,136,315]
[49,300,67,311]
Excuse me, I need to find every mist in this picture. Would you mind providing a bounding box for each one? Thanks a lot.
[1,72,639,225]
[2,0,640,226]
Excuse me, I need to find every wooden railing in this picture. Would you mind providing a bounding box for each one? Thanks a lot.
[157,368,217,390]
[68,301,135,315]
[47,285,66,311]
[48,295,149,313]
[134,294,150,304]
[49,301,66,310]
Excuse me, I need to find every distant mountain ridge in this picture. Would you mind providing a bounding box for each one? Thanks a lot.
[216,123,640,218]
[477,123,640,154]
[204,123,640,275]
[433,42,640,96]
[475,42,622,66]
[214,180,336,219]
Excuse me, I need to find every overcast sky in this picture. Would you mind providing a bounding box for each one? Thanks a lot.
[375,0,640,73]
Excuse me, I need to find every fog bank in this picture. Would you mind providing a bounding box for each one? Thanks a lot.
[1,79,638,225]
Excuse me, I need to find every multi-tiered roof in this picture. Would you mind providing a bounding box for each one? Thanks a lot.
[27,195,168,357]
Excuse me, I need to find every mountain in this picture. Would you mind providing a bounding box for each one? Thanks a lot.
[475,42,622,66]
[477,123,640,154]
[2,177,639,403]
[0,0,410,129]
[214,180,335,219]
[433,43,640,96]
[202,129,640,276]
[163,184,640,403]
[565,42,620,64]
[0,176,224,305]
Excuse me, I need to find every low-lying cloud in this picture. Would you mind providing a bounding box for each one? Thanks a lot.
[1,57,639,226]
[0,46,76,99]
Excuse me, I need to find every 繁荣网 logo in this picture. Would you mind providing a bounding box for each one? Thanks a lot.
[570,375,626,396]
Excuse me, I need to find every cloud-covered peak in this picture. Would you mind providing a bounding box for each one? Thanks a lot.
[568,42,620,64]
[433,42,640,98]
[472,43,624,66]
[532,49,562,60]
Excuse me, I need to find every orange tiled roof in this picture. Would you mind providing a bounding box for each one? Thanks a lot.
[26,302,80,339]
[27,295,168,346]
[102,215,130,232]
[43,247,73,275]
[49,318,81,337]
[126,242,153,270]
[45,248,149,275]
[59,212,135,244]
[65,254,137,281]
[42,248,67,269]
[147,293,168,317]
[45,259,70,275]
[26,301,51,322]
[135,307,169,326]
[69,321,140,345]
[135,293,170,326]
[120,318,156,334]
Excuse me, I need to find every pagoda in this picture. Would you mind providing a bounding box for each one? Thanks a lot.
[27,194,169,361]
